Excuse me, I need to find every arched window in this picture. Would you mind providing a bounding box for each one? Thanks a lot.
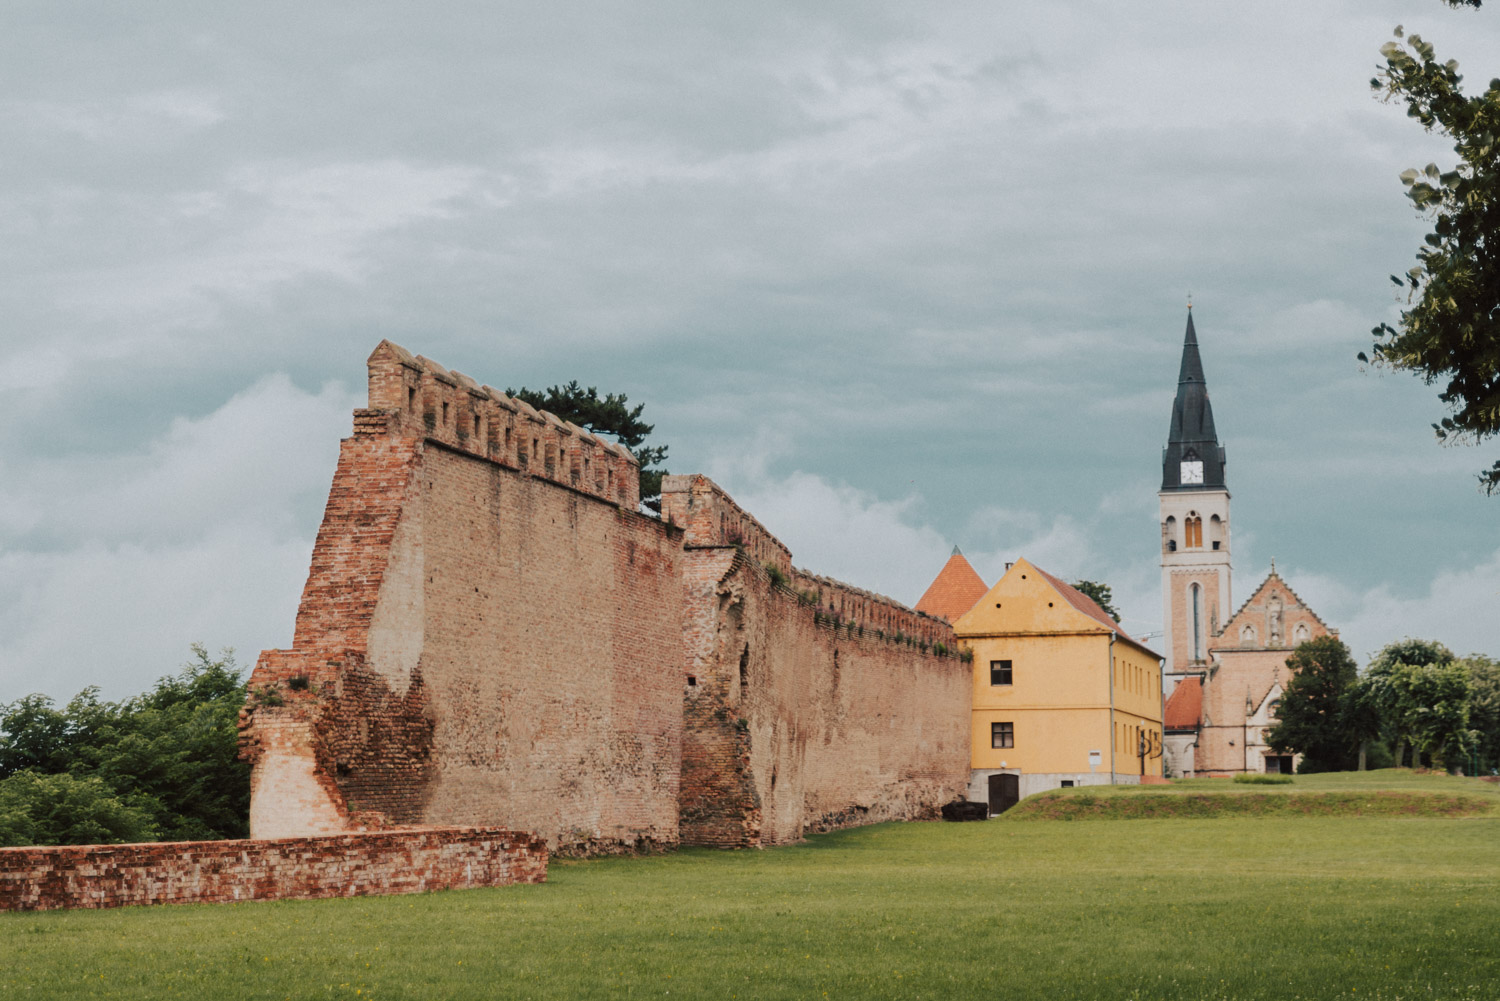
[1185,514,1203,548]
[1240,623,1257,646]
[1209,514,1223,551]
[1293,623,1310,645]
[1164,516,1177,553]
[1190,583,1204,662]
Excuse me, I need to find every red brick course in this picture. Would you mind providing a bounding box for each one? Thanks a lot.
[0,827,545,911]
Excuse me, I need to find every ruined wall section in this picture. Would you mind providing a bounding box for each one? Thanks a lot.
[673,475,969,847]
[411,446,684,853]
[246,341,683,853]
[249,348,969,856]
[1,828,545,912]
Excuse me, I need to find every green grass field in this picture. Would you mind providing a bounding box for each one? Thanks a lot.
[1008,769,1500,821]
[2,771,1497,1000]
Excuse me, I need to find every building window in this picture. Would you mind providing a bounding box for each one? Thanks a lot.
[1190,583,1203,661]
[991,722,1014,749]
[1185,515,1203,549]
[990,660,1013,686]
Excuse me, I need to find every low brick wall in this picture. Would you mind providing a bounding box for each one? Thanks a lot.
[0,827,546,911]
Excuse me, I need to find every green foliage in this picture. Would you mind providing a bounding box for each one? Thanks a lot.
[0,646,249,844]
[1364,639,1476,772]
[1365,17,1500,492]
[1463,653,1500,771]
[1233,773,1294,785]
[507,380,669,509]
[1070,579,1121,621]
[1267,635,1361,771]
[762,562,789,589]
[0,771,158,847]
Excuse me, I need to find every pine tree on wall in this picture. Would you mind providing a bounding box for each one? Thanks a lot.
[507,381,670,511]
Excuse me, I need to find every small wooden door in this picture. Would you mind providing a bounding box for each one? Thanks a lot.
[987,773,1020,815]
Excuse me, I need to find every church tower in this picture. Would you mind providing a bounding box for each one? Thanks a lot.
[1160,308,1231,681]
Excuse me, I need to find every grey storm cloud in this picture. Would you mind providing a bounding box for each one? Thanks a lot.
[2,1,1498,700]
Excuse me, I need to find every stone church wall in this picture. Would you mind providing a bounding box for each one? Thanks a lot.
[243,343,970,854]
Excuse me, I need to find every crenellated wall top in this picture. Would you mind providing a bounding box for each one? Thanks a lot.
[661,474,954,649]
[360,339,640,509]
[660,474,792,573]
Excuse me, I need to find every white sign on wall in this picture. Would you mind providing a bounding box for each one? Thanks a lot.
[1088,750,1102,772]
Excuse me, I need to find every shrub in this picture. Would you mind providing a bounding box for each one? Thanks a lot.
[1234,773,1294,785]
[0,770,158,847]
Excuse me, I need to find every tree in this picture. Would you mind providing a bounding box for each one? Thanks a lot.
[1071,580,1120,622]
[1365,638,1456,767]
[1267,635,1361,772]
[0,645,250,844]
[1364,9,1500,492]
[507,380,669,510]
[1459,653,1499,772]
[0,771,158,847]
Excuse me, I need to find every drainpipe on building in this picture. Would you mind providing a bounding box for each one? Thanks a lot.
[1159,656,1166,778]
[1108,633,1116,785]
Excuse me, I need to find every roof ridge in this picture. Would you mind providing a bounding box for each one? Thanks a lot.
[1221,568,1333,637]
[1031,564,1137,643]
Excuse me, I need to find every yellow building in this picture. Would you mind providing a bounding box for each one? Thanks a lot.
[951,558,1164,812]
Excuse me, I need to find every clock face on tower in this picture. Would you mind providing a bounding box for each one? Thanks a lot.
[1180,460,1204,485]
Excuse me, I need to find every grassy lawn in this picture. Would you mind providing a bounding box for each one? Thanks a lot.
[1008,769,1500,821]
[2,774,1497,1000]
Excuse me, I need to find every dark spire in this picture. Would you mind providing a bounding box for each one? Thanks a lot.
[1162,308,1227,491]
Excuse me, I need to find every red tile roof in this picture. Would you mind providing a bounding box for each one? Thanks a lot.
[915,548,989,623]
[1032,565,1138,643]
[1164,676,1203,730]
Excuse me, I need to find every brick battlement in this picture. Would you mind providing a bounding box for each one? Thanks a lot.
[660,474,953,650]
[660,474,793,573]
[362,339,640,509]
[789,568,954,650]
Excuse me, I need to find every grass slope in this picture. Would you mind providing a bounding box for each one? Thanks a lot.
[2,773,1497,1000]
[1008,770,1500,821]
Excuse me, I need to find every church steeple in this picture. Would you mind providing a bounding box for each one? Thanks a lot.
[1158,304,1232,677]
[1162,309,1226,491]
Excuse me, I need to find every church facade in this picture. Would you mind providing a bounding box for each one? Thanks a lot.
[1157,310,1336,777]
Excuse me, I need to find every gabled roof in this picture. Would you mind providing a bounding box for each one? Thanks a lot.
[954,557,1158,657]
[915,547,989,623]
[1032,565,1139,643]
[1221,568,1334,638]
[1164,676,1203,730]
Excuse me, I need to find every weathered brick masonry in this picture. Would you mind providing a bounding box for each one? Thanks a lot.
[0,828,545,911]
[243,341,970,853]
[666,476,969,846]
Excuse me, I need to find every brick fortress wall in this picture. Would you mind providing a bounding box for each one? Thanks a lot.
[665,476,969,847]
[0,828,545,912]
[243,342,970,853]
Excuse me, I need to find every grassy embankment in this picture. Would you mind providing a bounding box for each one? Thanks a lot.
[2,770,1497,1000]
[1008,768,1500,821]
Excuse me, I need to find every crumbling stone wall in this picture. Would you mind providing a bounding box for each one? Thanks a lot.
[667,476,969,847]
[0,828,546,911]
[245,342,969,854]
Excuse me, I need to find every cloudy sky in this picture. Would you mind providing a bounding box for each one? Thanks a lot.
[3,1,1498,702]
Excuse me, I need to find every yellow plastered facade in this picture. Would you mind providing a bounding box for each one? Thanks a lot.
[954,558,1163,789]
